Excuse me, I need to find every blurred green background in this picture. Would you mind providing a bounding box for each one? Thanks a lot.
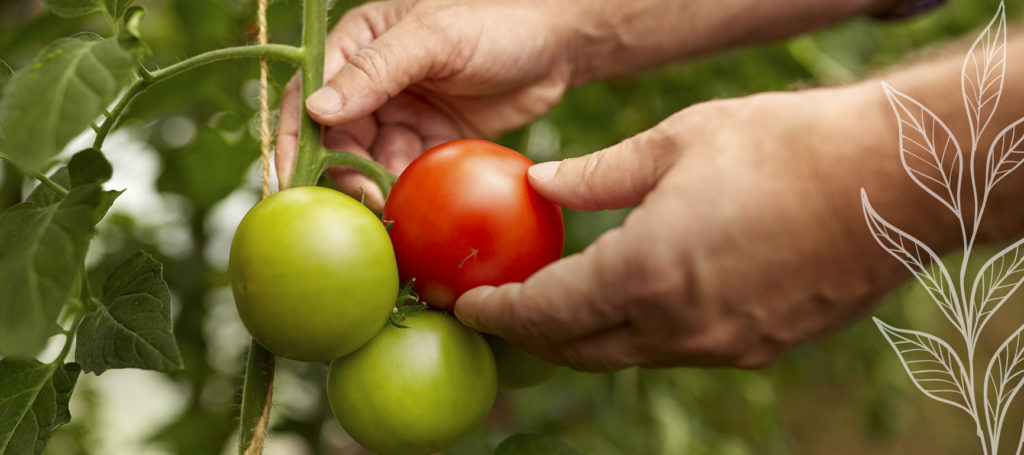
[2,0,1023,453]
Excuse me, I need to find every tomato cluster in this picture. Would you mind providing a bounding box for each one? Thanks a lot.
[229,140,564,455]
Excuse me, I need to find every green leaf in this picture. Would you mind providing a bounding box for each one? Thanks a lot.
[0,60,11,101]
[68,148,121,222]
[68,148,112,187]
[93,189,123,223]
[75,251,183,374]
[0,60,10,150]
[24,150,121,223]
[0,359,81,455]
[0,34,136,172]
[494,434,588,455]
[122,5,145,41]
[0,185,100,357]
[104,0,133,20]
[24,168,70,207]
[42,0,104,18]
[42,0,131,20]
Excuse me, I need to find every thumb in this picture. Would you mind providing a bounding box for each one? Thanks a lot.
[528,130,674,211]
[305,22,439,126]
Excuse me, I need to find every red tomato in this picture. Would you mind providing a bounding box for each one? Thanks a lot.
[382,139,564,310]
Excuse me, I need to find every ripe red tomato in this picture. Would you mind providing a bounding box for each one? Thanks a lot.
[382,139,564,309]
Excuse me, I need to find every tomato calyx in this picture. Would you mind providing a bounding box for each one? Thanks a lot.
[389,279,427,328]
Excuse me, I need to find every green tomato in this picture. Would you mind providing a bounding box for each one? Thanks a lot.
[486,335,560,389]
[229,186,398,362]
[327,311,497,455]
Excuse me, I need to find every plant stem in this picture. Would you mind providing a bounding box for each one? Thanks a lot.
[238,2,326,454]
[324,150,398,198]
[0,151,69,197]
[238,340,275,455]
[290,0,328,188]
[93,44,305,149]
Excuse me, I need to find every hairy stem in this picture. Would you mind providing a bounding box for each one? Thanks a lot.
[238,340,275,455]
[0,150,69,197]
[323,150,398,198]
[290,0,328,188]
[93,44,305,149]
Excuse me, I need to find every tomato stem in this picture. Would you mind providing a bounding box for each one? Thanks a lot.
[289,0,328,188]
[92,44,305,149]
[238,340,275,455]
[0,150,69,197]
[322,150,399,198]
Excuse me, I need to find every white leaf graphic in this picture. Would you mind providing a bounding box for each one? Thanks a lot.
[983,323,1024,450]
[862,190,963,331]
[875,318,972,415]
[882,82,963,216]
[962,2,1007,146]
[970,237,1024,341]
[984,116,1024,191]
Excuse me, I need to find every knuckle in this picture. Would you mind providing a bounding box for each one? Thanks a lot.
[481,284,556,343]
[617,244,685,308]
[344,46,393,90]
[344,2,394,38]
[578,153,605,206]
[636,124,683,169]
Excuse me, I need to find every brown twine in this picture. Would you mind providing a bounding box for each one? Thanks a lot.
[257,0,272,199]
[242,0,275,454]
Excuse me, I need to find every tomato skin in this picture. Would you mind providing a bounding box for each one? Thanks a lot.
[229,186,398,362]
[486,335,560,389]
[327,311,497,455]
[382,139,564,309]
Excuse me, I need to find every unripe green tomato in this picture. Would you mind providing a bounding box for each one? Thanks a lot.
[229,186,398,362]
[486,335,560,389]
[327,311,497,455]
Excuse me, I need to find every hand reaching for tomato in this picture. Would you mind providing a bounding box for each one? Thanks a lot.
[277,0,1024,371]
[455,57,1024,371]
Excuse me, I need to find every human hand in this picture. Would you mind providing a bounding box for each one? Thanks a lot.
[454,85,963,371]
[275,0,575,208]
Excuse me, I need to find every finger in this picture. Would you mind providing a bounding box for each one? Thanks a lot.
[275,75,302,189]
[328,167,385,211]
[322,116,377,152]
[454,229,630,345]
[325,0,410,64]
[322,124,386,210]
[527,128,677,211]
[373,123,422,173]
[526,315,778,371]
[307,21,444,126]
[374,92,462,140]
[517,325,641,372]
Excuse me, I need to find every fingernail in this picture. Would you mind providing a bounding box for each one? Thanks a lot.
[529,161,559,182]
[307,87,343,116]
